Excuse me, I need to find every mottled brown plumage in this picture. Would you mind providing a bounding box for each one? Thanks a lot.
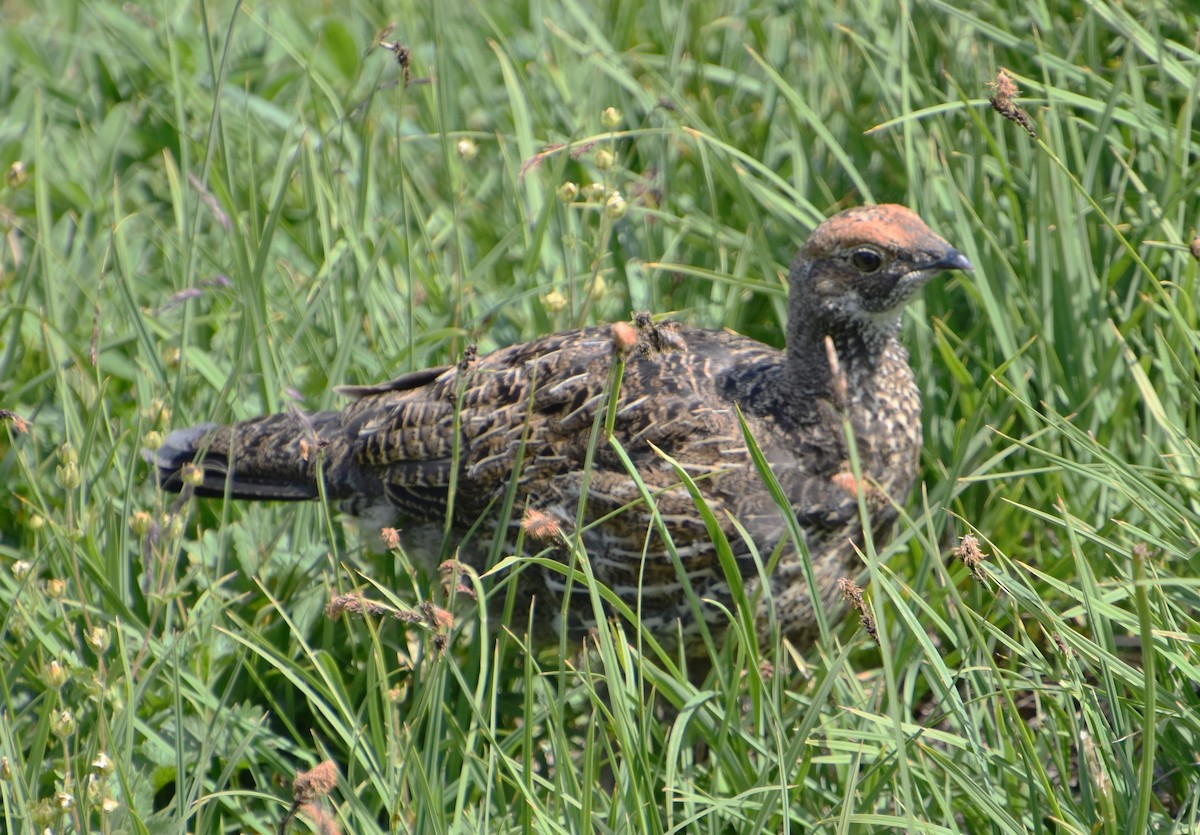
[151,204,971,651]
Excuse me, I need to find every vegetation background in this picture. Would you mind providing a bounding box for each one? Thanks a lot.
[1,0,1198,832]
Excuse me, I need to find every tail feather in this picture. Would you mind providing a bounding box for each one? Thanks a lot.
[146,412,342,501]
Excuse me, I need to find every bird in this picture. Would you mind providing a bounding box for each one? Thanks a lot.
[150,204,971,653]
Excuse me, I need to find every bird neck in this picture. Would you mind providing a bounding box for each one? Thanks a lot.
[785,307,902,401]
[784,310,922,493]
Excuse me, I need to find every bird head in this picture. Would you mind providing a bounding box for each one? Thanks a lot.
[789,204,972,337]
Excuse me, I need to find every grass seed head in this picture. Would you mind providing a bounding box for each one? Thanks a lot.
[50,708,75,738]
[57,461,81,490]
[180,463,204,487]
[522,508,562,541]
[439,560,476,600]
[605,190,627,219]
[91,752,114,775]
[86,625,111,654]
[988,69,1037,139]
[542,289,567,313]
[129,510,152,537]
[44,660,68,689]
[293,760,339,803]
[953,534,989,580]
[6,160,27,188]
[838,578,878,642]
[456,138,478,161]
[0,409,29,433]
[611,320,638,356]
[380,527,400,550]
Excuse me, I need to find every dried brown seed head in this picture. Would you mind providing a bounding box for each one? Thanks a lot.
[522,508,562,541]
[380,527,400,550]
[293,760,338,803]
[988,69,1037,139]
[421,601,455,632]
[438,560,477,600]
[611,321,638,356]
[988,70,1019,104]
[837,578,877,642]
[953,534,989,580]
[326,593,392,620]
[0,410,29,434]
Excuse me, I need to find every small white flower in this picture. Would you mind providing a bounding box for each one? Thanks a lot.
[92,752,114,775]
[456,138,478,161]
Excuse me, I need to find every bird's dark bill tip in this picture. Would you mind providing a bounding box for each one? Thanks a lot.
[933,248,973,272]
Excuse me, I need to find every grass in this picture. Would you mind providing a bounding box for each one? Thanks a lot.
[2,0,1199,831]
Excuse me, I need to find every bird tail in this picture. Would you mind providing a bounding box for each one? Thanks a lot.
[146,411,347,501]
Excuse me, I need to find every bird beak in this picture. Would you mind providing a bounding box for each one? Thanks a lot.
[929,248,973,272]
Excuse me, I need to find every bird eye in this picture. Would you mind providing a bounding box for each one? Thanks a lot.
[849,247,884,274]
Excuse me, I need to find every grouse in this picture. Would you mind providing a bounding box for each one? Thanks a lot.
[151,204,971,651]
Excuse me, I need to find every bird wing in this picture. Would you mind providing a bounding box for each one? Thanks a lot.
[336,321,863,590]
[334,366,448,400]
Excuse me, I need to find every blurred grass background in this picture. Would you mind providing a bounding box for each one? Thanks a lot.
[1,0,1199,831]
